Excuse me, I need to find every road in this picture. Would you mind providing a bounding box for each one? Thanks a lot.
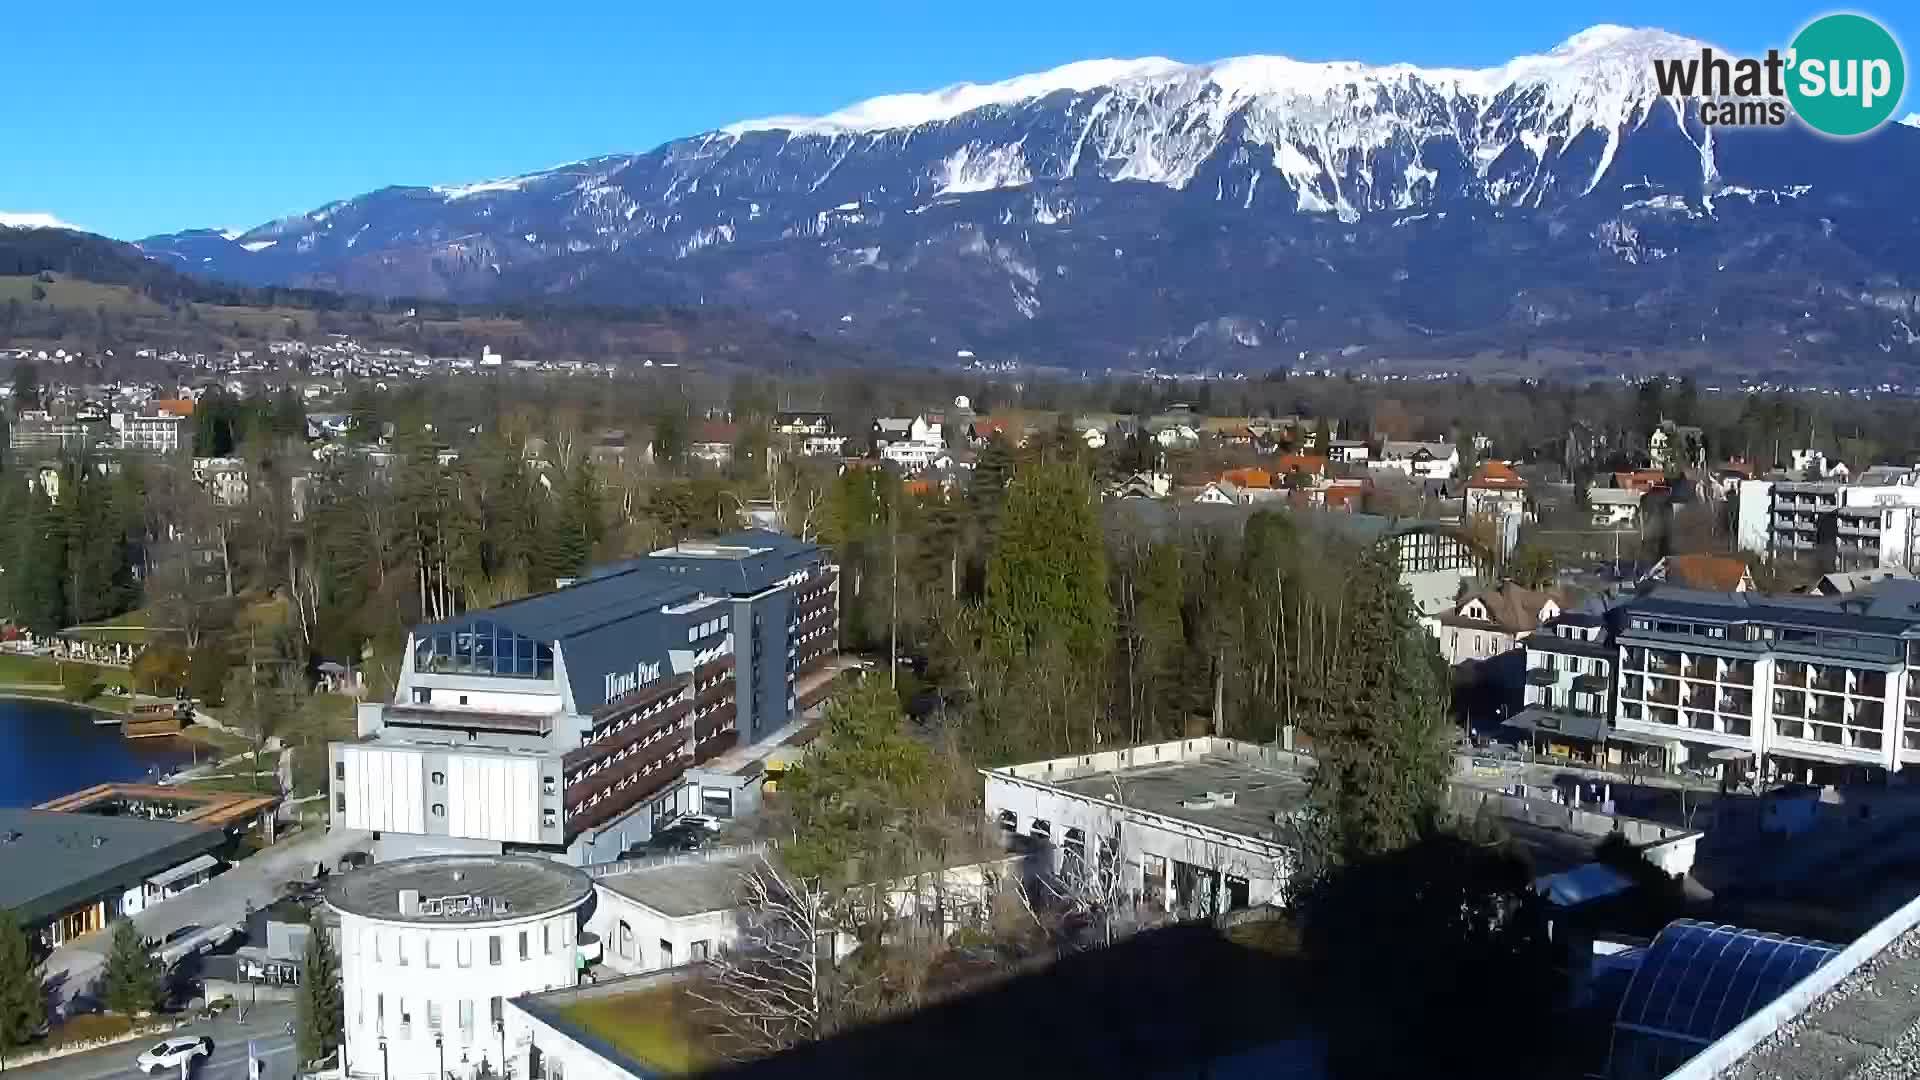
[45,826,370,1012]
[12,1004,300,1080]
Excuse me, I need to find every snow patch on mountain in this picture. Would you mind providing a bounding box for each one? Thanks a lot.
[936,143,1034,194]
[0,211,82,231]
[722,57,1187,136]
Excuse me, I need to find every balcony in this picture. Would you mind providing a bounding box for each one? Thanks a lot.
[1685,710,1717,732]
[1647,680,1679,706]
[384,705,555,737]
[1683,689,1717,712]
[1718,691,1754,715]
[1811,702,1846,726]
[1854,729,1885,752]
[1572,674,1609,695]
[1811,670,1848,694]
[1647,654,1683,677]
[1723,661,1756,686]
[1683,659,1719,681]
[1724,717,1753,737]
[1858,672,1889,697]
[1526,667,1557,687]
[1776,665,1808,689]
[1855,702,1886,727]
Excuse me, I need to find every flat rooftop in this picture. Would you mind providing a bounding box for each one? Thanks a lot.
[1722,923,1920,1079]
[35,783,279,830]
[327,854,593,924]
[0,808,225,926]
[593,851,759,918]
[1041,750,1310,843]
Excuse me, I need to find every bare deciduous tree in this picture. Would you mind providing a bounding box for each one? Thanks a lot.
[691,858,835,1062]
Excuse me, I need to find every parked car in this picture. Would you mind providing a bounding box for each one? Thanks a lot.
[672,814,724,834]
[136,1036,212,1073]
[337,852,372,873]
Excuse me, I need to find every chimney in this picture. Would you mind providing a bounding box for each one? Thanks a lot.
[398,889,420,916]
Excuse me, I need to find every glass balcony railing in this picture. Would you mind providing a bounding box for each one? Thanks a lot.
[1724,662,1756,686]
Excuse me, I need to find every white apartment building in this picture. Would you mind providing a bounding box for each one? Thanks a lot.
[1505,613,1615,763]
[1610,583,1920,781]
[1369,440,1460,481]
[329,855,594,1080]
[112,411,187,454]
[1738,472,1920,571]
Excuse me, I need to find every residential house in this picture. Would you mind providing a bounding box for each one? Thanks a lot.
[773,412,834,437]
[690,421,737,466]
[1371,440,1460,481]
[1505,612,1614,763]
[1193,480,1244,506]
[1271,454,1327,489]
[1327,439,1372,465]
[1648,420,1706,471]
[1465,461,1529,522]
[1587,487,1645,528]
[1437,582,1563,666]
[1109,471,1171,500]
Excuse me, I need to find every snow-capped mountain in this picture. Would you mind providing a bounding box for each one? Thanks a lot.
[140,26,1920,377]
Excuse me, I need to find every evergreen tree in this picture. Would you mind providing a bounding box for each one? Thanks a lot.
[100,920,163,1016]
[1297,544,1453,870]
[296,926,343,1064]
[984,459,1110,666]
[0,910,44,1067]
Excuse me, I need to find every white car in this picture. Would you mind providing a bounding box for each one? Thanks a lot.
[136,1036,212,1073]
[672,814,724,833]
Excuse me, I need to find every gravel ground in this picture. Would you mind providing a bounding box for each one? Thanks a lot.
[1723,925,1920,1080]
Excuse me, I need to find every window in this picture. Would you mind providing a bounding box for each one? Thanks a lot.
[459,1000,474,1038]
[425,938,437,968]
[374,932,383,962]
[490,997,503,1026]
[618,921,634,959]
[488,935,502,965]
[690,940,710,963]
[399,997,412,1033]
[660,940,675,968]
[519,931,529,961]
[456,938,472,968]
[432,771,446,785]
[561,920,574,947]
[432,803,445,818]
[543,923,552,955]
[413,687,430,704]
[427,1001,442,1032]
[376,993,385,1035]
[335,792,346,814]
[335,760,345,782]
[396,934,408,966]
[458,694,469,706]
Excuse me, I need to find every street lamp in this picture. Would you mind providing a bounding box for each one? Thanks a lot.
[379,1036,389,1080]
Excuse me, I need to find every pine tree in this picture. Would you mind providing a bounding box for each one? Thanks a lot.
[984,459,1111,667]
[100,920,163,1016]
[1298,544,1453,870]
[0,910,45,1067]
[296,927,343,1064]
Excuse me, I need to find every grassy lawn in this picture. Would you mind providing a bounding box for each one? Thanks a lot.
[0,653,132,691]
[561,985,712,1075]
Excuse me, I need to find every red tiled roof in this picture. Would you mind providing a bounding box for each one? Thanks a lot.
[1274,454,1327,477]
[1220,467,1272,489]
[1660,554,1751,592]
[1468,461,1526,489]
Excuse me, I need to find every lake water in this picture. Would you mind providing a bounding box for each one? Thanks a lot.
[0,698,196,807]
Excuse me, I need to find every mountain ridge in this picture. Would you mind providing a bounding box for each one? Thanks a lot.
[135,26,1920,381]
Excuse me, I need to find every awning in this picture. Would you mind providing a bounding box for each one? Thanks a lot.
[1603,726,1684,750]
[146,853,219,890]
[1503,709,1606,742]
[1707,748,1755,762]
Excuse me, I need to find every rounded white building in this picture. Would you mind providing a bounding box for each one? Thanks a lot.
[328,855,593,1080]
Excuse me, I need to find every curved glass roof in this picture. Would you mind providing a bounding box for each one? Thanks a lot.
[1613,919,1840,1045]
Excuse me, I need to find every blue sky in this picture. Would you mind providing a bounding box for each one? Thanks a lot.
[2,0,1905,239]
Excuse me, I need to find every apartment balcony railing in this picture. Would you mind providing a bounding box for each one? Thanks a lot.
[1647,656,1682,677]
[1526,667,1557,687]
[1683,690,1717,712]
[1718,693,1754,715]
[1724,717,1753,737]
[1811,703,1846,726]
[1723,663,1756,686]
[1854,703,1886,727]
[1811,672,1848,694]
[1685,710,1717,732]
[1648,682,1680,706]
[1858,672,1889,697]
[1683,661,1718,681]
[1776,666,1808,689]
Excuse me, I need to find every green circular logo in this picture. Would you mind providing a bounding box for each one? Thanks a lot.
[1787,13,1906,137]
